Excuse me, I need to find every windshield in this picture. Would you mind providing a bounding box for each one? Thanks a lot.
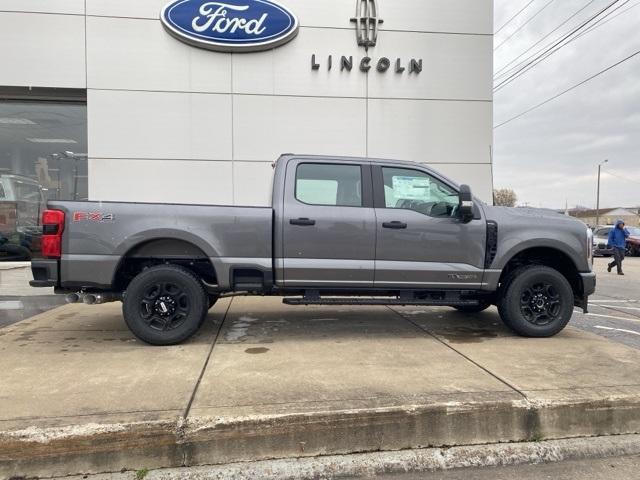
[627,226,640,236]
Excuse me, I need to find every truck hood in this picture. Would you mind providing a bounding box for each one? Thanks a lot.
[482,205,585,227]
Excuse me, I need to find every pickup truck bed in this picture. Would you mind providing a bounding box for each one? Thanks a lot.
[33,201,273,291]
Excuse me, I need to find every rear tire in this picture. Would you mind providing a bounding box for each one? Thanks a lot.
[498,265,573,337]
[123,264,208,345]
[454,302,491,313]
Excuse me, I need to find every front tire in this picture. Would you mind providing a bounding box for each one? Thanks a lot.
[123,265,208,345]
[498,266,574,337]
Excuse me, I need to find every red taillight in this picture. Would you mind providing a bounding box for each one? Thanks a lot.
[41,209,65,258]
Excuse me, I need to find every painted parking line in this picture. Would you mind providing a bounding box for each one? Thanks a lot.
[595,305,640,312]
[573,310,640,323]
[595,326,640,337]
[591,300,638,303]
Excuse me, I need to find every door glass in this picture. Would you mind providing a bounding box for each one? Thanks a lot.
[382,167,459,218]
[295,163,362,207]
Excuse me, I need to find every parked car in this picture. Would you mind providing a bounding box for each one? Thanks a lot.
[30,154,596,345]
[0,175,46,260]
[626,226,640,257]
[592,226,614,257]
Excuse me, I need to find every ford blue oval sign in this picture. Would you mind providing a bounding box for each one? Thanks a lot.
[161,0,299,52]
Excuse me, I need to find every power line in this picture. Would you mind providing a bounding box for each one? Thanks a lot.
[494,49,640,129]
[494,0,625,90]
[603,170,640,187]
[495,0,538,35]
[494,0,626,92]
[494,0,557,51]
[573,0,640,41]
[494,0,598,80]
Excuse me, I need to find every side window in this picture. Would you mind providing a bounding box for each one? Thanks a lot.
[295,163,362,207]
[382,167,459,218]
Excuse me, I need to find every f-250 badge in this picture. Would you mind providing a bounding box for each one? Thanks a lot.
[72,212,115,222]
[448,274,478,281]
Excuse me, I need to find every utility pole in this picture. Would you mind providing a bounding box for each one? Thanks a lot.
[596,159,608,226]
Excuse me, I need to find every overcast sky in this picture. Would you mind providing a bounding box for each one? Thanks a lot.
[493,0,640,209]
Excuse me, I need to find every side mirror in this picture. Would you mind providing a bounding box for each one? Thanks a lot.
[458,184,474,223]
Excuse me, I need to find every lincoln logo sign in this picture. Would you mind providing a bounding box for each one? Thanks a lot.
[310,0,422,75]
[351,0,383,48]
[160,0,299,52]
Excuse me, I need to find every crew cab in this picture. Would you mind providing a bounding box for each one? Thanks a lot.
[31,155,596,345]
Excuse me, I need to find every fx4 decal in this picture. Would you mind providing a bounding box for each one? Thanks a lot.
[73,212,115,222]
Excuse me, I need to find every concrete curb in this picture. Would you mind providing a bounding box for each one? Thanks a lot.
[3,393,640,478]
[56,434,640,480]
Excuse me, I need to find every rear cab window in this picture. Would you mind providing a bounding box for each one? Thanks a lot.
[295,163,362,207]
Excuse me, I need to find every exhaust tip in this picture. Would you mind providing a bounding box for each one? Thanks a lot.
[65,293,81,304]
[83,294,97,305]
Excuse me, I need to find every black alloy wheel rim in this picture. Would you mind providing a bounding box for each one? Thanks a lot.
[140,282,190,331]
[519,281,562,326]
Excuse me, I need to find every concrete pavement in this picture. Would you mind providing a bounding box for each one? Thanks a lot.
[373,454,640,480]
[2,292,640,478]
[45,435,640,479]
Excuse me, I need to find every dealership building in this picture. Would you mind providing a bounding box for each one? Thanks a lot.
[0,0,493,260]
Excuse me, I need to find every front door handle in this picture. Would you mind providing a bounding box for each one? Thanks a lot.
[383,221,408,229]
[290,218,316,226]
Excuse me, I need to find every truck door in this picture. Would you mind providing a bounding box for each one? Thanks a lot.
[372,165,486,288]
[280,159,376,288]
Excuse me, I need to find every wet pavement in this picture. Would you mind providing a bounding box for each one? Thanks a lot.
[0,264,64,329]
[3,295,640,477]
[3,258,639,350]
[0,295,67,329]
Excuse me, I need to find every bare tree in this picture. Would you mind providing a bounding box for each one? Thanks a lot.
[493,188,517,207]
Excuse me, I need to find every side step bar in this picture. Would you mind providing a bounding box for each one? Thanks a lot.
[282,297,481,307]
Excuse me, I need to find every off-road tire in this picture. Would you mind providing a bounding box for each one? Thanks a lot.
[454,302,491,313]
[498,265,573,337]
[123,264,208,345]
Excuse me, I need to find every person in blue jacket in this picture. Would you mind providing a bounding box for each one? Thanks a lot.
[607,219,630,275]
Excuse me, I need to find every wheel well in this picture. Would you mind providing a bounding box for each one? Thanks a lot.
[499,247,582,296]
[112,239,217,291]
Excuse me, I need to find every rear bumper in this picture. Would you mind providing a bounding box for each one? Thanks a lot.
[29,259,59,288]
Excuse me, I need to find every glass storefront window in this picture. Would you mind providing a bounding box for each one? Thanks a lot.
[0,100,87,261]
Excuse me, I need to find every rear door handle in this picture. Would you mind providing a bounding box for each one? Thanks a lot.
[290,218,316,226]
[383,221,408,229]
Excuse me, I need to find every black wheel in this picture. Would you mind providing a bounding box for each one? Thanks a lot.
[123,265,208,345]
[498,265,573,337]
[454,302,491,313]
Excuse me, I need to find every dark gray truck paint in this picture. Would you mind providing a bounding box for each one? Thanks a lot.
[31,154,596,341]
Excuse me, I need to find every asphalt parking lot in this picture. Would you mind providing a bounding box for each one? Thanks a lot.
[572,257,640,350]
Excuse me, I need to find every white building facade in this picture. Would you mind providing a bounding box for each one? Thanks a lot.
[0,0,493,259]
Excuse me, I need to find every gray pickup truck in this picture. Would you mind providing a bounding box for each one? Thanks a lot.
[31,155,596,345]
